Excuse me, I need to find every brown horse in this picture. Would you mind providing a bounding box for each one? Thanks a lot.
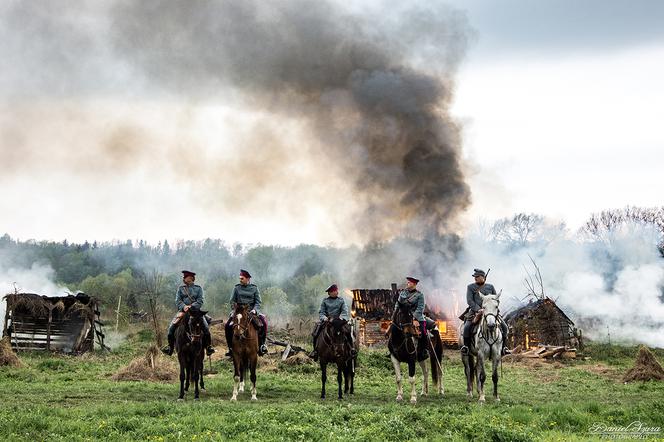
[230,303,258,401]
[316,317,352,400]
[174,307,207,400]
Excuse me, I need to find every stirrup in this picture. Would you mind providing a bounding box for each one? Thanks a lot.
[502,347,511,356]
[206,346,216,356]
[161,346,173,356]
[309,350,318,360]
[460,345,469,355]
[258,344,268,356]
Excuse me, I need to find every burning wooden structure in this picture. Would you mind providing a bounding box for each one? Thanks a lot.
[350,284,459,347]
[504,297,581,351]
[2,292,106,353]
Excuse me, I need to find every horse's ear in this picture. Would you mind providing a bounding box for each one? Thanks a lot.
[496,290,502,300]
[200,310,208,316]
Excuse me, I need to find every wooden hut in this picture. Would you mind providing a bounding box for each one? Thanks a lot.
[350,284,459,347]
[2,292,106,353]
[503,297,582,350]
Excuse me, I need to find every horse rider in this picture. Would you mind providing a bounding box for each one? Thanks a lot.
[460,268,510,356]
[393,276,436,359]
[308,284,356,361]
[224,269,268,357]
[161,270,215,356]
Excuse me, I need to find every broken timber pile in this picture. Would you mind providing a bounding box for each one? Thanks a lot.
[514,344,576,360]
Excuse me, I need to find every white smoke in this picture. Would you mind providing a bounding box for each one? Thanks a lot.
[0,262,70,337]
[446,220,664,348]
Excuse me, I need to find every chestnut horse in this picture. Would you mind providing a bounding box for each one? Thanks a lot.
[230,304,258,401]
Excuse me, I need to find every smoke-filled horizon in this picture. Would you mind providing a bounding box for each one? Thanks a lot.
[1,0,473,245]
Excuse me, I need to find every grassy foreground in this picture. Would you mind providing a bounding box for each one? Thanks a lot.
[0,333,663,441]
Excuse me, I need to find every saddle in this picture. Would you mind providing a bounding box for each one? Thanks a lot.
[249,313,263,330]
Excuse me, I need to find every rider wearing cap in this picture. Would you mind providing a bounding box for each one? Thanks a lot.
[161,270,215,356]
[393,276,435,359]
[308,284,355,361]
[461,268,510,355]
[224,269,269,357]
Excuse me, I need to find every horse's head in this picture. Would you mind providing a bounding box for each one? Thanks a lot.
[233,303,251,337]
[480,291,501,330]
[327,318,346,342]
[187,306,208,343]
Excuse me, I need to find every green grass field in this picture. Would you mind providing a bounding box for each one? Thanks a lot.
[1,332,663,441]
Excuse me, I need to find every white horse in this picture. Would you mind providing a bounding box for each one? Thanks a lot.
[458,292,503,403]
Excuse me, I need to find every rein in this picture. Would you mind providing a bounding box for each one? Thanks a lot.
[478,313,501,360]
[389,320,417,356]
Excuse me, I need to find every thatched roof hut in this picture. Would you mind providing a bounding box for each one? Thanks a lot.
[504,297,582,350]
[2,292,106,353]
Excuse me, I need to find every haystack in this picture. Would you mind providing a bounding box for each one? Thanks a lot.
[112,344,177,382]
[0,337,21,367]
[623,346,664,383]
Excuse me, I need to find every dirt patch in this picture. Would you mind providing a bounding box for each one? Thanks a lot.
[0,337,21,367]
[623,346,664,383]
[112,344,177,382]
[577,363,623,381]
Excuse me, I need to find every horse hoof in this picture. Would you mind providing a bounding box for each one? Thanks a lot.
[177,398,184,402]
[495,397,500,402]
[194,397,199,401]
[410,398,417,404]
[396,395,403,401]
[231,396,237,401]
[251,396,257,401]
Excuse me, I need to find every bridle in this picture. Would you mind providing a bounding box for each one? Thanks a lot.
[390,309,417,356]
[186,313,203,344]
[233,305,252,341]
[478,310,501,360]
[322,319,346,358]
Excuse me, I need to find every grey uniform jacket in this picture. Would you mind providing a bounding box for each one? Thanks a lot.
[229,283,262,313]
[319,296,350,321]
[395,289,425,322]
[176,284,204,311]
[466,283,496,313]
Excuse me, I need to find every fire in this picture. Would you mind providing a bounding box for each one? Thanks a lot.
[436,320,447,334]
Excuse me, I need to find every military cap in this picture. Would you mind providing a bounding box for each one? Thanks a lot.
[182,270,196,278]
[472,269,486,277]
[325,284,338,293]
[239,269,251,278]
[406,276,419,284]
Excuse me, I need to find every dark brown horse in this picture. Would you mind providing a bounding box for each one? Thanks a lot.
[230,303,258,401]
[174,307,207,400]
[387,307,433,404]
[316,317,352,400]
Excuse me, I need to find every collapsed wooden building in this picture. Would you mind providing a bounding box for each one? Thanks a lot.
[504,297,582,351]
[2,292,106,353]
[350,284,460,347]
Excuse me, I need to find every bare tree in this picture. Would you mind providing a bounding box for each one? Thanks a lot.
[582,206,664,253]
[522,254,546,301]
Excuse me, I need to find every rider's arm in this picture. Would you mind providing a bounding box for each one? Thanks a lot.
[229,286,237,314]
[467,285,482,312]
[253,286,262,313]
[175,286,185,311]
[414,294,425,322]
[192,286,204,310]
[340,298,350,321]
[319,299,328,322]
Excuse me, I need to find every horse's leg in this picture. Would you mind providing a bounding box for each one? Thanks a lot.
[231,357,240,401]
[344,362,350,395]
[178,357,186,400]
[419,359,429,396]
[408,360,417,404]
[492,352,500,402]
[250,356,257,401]
[337,362,344,400]
[320,361,327,399]
[199,355,205,392]
[390,354,403,401]
[350,357,355,395]
[239,357,245,393]
[477,353,486,403]
[193,356,200,400]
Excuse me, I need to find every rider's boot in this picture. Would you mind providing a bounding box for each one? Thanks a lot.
[258,330,268,356]
[309,335,319,360]
[224,326,233,357]
[161,334,175,356]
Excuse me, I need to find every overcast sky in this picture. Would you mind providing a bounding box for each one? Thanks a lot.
[1,0,662,245]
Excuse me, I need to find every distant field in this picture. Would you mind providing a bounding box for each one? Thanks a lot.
[1,332,663,441]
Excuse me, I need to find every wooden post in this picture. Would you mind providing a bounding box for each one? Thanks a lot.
[115,296,122,332]
[46,306,53,351]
